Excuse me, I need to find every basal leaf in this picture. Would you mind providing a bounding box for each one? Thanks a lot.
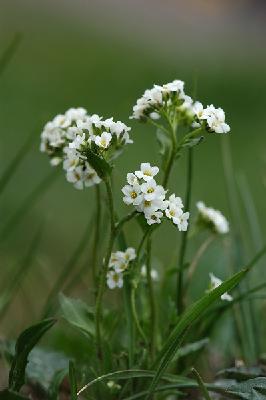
[9,318,56,392]
[0,390,27,400]
[59,294,95,338]
[226,377,266,399]
[146,269,247,399]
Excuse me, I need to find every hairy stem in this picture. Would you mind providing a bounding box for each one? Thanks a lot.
[146,234,156,362]
[162,120,177,187]
[177,148,193,314]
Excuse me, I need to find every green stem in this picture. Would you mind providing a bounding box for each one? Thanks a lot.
[162,120,177,187]
[95,178,116,361]
[177,148,193,315]
[130,286,148,344]
[146,235,156,362]
[191,368,211,400]
[92,185,101,288]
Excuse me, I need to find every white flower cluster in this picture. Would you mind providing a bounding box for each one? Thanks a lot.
[209,273,233,301]
[193,103,230,134]
[196,201,229,234]
[131,80,187,121]
[131,79,230,134]
[40,107,132,189]
[107,247,136,289]
[122,162,189,231]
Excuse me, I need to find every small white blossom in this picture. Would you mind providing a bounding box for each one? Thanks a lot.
[165,204,183,225]
[94,131,112,148]
[122,184,143,206]
[177,211,190,231]
[107,270,123,289]
[135,163,159,182]
[108,248,136,276]
[141,265,159,281]
[146,210,163,225]
[197,201,229,234]
[140,179,165,201]
[127,173,139,185]
[209,273,233,301]
[66,166,84,190]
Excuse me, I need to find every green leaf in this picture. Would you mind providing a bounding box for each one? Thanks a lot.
[174,338,209,361]
[49,368,68,400]
[146,269,248,399]
[0,33,22,78]
[0,169,59,243]
[217,366,263,381]
[0,390,27,400]
[226,377,266,399]
[69,361,77,400]
[191,368,211,400]
[0,225,44,322]
[156,128,172,172]
[76,369,191,396]
[9,318,56,392]
[0,130,36,197]
[85,148,112,179]
[59,294,95,338]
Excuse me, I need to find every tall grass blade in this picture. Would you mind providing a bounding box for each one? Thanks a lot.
[0,169,59,243]
[0,129,36,197]
[41,218,92,318]
[0,225,44,322]
[0,33,22,78]
[69,361,77,400]
[191,367,211,400]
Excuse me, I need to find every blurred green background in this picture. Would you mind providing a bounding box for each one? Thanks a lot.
[0,0,265,350]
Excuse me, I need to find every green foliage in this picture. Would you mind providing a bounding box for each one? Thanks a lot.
[8,318,56,392]
[147,269,247,398]
[59,293,95,338]
[0,33,22,77]
[69,361,78,400]
[0,390,27,400]
[226,377,266,399]
[85,148,112,179]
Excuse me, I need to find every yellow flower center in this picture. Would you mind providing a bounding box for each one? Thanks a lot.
[131,191,137,199]
[113,273,119,283]
[144,170,152,176]
[144,200,151,207]
[170,210,175,217]
[147,188,154,193]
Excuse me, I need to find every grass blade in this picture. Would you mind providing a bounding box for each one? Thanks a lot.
[41,218,92,318]
[69,361,77,400]
[191,367,211,400]
[0,225,44,322]
[0,33,22,78]
[0,169,59,243]
[0,129,36,197]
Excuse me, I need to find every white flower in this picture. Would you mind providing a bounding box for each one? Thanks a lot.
[50,157,61,167]
[138,197,167,216]
[209,273,233,301]
[53,114,72,129]
[94,131,112,148]
[197,201,229,234]
[140,179,165,201]
[66,166,84,190]
[167,194,184,209]
[107,270,123,289]
[83,164,101,187]
[65,107,87,121]
[90,114,103,128]
[127,173,138,185]
[122,184,143,206]
[177,211,190,232]
[165,204,183,225]
[69,130,86,150]
[146,210,163,225]
[135,163,159,182]
[63,149,79,171]
[124,247,136,262]
[162,79,184,94]
[149,112,160,120]
[141,265,159,281]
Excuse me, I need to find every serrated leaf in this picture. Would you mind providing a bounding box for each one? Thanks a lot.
[59,294,95,338]
[8,318,56,392]
[146,269,248,399]
[85,148,112,179]
[0,390,27,400]
[69,361,77,400]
